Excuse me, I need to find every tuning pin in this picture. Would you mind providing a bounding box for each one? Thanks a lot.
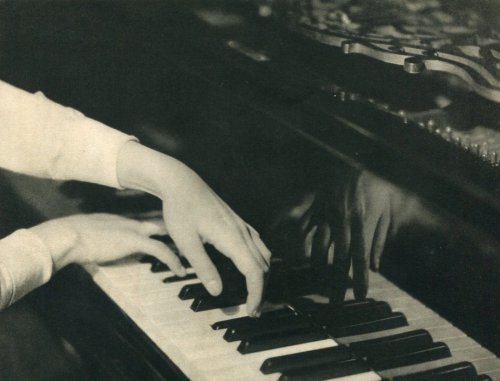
[444,126,452,141]
[453,136,461,146]
[398,110,408,124]
[491,151,499,166]
[258,5,272,17]
[481,142,489,156]
[471,143,480,155]
[462,136,471,151]
[349,92,360,101]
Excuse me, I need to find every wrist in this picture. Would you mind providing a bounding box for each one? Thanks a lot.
[30,217,79,271]
[116,141,189,200]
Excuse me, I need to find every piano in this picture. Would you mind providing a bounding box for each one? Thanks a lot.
[0,1,499,380]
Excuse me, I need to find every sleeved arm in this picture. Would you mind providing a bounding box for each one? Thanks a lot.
[0,229,53,310]
[0,80,137,188]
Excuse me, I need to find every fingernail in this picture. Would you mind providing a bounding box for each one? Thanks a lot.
[206,280,221,295]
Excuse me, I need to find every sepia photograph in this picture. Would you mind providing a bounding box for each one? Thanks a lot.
[0,1,499,380]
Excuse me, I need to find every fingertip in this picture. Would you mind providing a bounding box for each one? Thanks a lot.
[141,220,167,236]
[175,265,187,277]
[205,280,222,296]
[373,257,381,272]
[353,284,368,300]
[248,306,261,318]
[246,299,260,318]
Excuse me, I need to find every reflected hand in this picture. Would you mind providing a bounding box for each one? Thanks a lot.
[272,170,440,302]
[312,170,440,301]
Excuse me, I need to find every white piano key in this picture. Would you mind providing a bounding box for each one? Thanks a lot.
[466,357,500,374]
[88,263,499,381]
[428,325,467,341]
[379,357,460,379]
[192,339,338,372]
[331,371,381,381]
[453,346,497,361]
[446,336,485,351]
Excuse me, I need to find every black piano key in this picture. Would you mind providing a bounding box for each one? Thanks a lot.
[279,358,371,381]
[140,254,191,273]
[150,234,175,245]
[393,361,479,381]
[223,315,311,342]
[212,308,295,330]
[163,273,197,283]
[329,298,377,311]
[370,342,451,371]
[178,283,208,300]
[178,256,191,269]
[327,312,408,337]
[477,375,492,381]
[139,255,170,273]
[350,329,433,358]
[316,301,393,327]
[151,261,170,273]
[292,297,375,314]
[191,294,246,312]
[238,327,328,354]
[261,345,353,374]
[139,254,159,265]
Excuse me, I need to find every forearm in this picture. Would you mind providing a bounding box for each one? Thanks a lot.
[0,228,55,309]
[0,80,135,187]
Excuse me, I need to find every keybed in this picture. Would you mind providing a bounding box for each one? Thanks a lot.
[85,253,500,381]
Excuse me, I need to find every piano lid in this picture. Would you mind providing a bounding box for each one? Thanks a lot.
[270,0,500,104]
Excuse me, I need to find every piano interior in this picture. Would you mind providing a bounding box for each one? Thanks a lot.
[0,1,499,380]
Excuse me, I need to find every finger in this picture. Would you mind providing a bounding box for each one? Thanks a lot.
[299,206,315,233]
[208,228,265,316]
[241,226,269,272]
[247,225,272,268]
[244,268,265,317]
[311,223,332,280]
[139,219,168,236]
[330,221,351,303]
[350,215,375,300]
[304,225,318,259]
[172,231,223,296]
[131,235,186,277]
[371,209,391,271]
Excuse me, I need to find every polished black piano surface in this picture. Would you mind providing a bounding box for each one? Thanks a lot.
[0,1,499,380]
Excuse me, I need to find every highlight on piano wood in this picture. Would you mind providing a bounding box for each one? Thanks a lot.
[0,0,499,380]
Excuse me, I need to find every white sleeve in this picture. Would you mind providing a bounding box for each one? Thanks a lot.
[0,229,53,309]
[0,80,137,188]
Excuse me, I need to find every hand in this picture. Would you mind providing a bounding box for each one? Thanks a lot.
[316,170,442,301]
[30,214,185,272]
[116,142,271,316]
[272,170,441,302]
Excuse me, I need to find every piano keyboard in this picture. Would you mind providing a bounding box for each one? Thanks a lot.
[84,255,500,381]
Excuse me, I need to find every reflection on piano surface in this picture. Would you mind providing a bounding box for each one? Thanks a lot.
[0,0,499,380]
